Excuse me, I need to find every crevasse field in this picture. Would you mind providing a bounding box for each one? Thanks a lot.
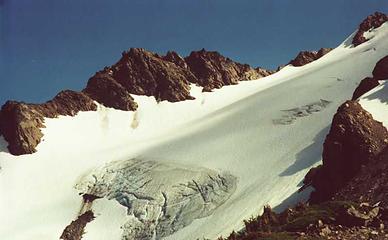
[1,23,388,240]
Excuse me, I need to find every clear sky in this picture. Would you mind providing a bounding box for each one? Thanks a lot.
[1,0,388,105]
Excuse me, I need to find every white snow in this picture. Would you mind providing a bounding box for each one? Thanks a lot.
[83,199,127,240]
[359,80,388,128]
[1,22,388,240]
[363,22,388,43]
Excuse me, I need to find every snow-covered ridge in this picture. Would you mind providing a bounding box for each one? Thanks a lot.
[1,17,388,240]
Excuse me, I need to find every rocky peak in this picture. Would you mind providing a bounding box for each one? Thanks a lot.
[162,51,188,69]
[111,47,197,102]
[185,49,270,91]
[289,48,332,67]
[352,12,388,47]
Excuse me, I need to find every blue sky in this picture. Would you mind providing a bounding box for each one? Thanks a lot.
[1,0,388,105]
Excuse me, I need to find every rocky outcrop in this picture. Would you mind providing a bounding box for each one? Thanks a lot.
[332,143,388,208]
[162,51,189,69]
[221,201,388,240]
[289,48,332,67]
[373,55,388,80]
[1,48,273,156]
[83,72,138,111]
[75,158,237,240]
[185,49,273,91]
[0,90,97,155]
[60,211,95,240]
[111,48,197,102]
[352,12,388,47]
[352,77,380,100]
[351,55,388,100]
[305,101,388,203]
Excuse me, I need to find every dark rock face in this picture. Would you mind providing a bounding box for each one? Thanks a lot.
[1,47,273,156]
[306,101,388,203]
[0,90,97,155]
[352,77,380,100]
[372,55,388,80]
[60,211,95,240]
[41,90,97,117]
[185,49,272,91]
[0,101,45,155]
[222,201,388,240]
[112,48,197,102]
[289,48,332,67]
[352,12,388,47]
[334,147,388,211]
[162,51,189,69]
[83,72,138,111]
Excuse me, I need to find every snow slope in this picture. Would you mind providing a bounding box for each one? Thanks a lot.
[359,80,388,128]
[1,23,388,240]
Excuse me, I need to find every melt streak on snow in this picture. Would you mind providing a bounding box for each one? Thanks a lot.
[1,23,388,240]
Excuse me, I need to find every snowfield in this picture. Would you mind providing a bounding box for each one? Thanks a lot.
[1,23,388,240]
[359,80,388,128]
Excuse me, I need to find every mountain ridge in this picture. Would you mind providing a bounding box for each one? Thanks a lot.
[0,48,275,155]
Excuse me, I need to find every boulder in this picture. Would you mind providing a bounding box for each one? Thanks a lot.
[308,101,388,202]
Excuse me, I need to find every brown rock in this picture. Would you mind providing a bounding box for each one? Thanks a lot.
[112,48,197,102]
[352,77,380,100]
[1,47,274,156]
[309,101,388,202]
[185,49,271,91]
[373,55,388,80]
[289,48,332,67]
[162,51,189,69]
[41,90,97,117]
[60,211,95,240]
[0,90,97,155]
[352,12,388,47]
[83,72,138,111]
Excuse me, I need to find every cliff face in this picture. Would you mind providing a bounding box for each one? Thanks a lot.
[184,49,273,91]
[0,48,273,156]
[289,48,332,67]
[352,12,388,47]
